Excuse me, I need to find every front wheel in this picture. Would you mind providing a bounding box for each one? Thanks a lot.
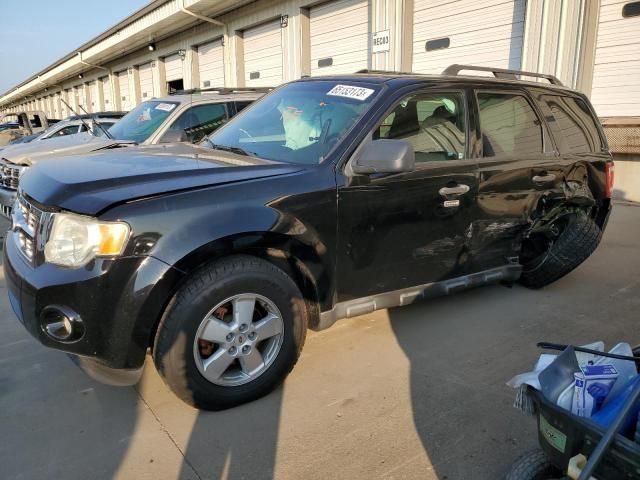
[153,255,307,410]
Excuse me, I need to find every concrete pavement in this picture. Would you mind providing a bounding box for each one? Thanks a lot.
[1,203,638,480]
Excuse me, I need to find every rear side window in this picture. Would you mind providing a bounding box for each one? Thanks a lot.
[541,95,602,154]
[477,92,543,157]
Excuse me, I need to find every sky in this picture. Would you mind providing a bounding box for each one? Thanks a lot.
[0,0,150,94]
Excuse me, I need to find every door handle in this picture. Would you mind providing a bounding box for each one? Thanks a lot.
[439,184,470,196]
[532,174,556,183]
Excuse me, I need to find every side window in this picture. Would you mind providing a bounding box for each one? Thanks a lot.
[374,92,466,162]
[95,122,115,137]
[50,125,81,138]
[30,115,43,129]
[235,101,252,113]
[160,104,227,143]
[541,95,602,154]
[477,92,543,157]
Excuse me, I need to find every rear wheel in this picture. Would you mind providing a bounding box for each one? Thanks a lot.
[519,210,601,289]
[506,449,564,480]
[153,255,307,410]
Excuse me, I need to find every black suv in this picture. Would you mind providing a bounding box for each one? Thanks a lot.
[4,65,614,410]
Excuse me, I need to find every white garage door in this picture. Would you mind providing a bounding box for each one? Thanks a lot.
[591,0,640,117]
[87,81,98,112]
[165,54,183,82]
[310,0,369,75]
[75,85,86,112]
[101,76,114,111]
[412,0,525,74]
[243,20,283,87]
[117,71,132,111]
[198,39,225,88]
[52,93,60,118]
[139,62,155,100]
[63,90,73,117]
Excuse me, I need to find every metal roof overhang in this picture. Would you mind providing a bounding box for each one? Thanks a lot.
[0,0,253,108]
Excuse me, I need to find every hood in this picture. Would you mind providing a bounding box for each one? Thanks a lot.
[1,133,135,165]
[20,143,303,215]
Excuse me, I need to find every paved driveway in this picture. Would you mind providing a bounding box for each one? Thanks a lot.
[1,203,638,480]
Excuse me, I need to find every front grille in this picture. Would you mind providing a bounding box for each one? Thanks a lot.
[13,194,43,264]
[0,159,25,190]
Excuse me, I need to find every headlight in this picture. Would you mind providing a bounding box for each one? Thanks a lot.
[44,212,130,268]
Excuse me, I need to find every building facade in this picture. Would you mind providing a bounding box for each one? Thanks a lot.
[1,0,639,196]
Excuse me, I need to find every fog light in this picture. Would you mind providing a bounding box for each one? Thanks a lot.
[40,305,84,342]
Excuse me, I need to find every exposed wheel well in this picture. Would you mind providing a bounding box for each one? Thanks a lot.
[147,248,321,352]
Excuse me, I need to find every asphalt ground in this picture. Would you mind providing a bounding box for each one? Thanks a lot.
[1,203,638,480]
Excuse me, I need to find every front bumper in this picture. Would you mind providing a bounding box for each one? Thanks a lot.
[3,231,184,370]
[0,187,17,218]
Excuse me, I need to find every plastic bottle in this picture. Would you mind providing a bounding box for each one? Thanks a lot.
[592,375,640,436]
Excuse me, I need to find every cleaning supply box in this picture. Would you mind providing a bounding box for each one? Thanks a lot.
[572,364,619,417]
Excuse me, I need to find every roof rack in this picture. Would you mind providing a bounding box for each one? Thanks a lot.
[442,64,564,86]
[355,69,412,75]
[172,86,274,96]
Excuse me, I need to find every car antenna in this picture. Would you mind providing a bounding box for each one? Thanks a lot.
[75,103,115,140]
[59,98,104,139]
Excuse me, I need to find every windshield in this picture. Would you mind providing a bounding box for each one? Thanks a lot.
[207,81,380,164]
[108,101,179,143]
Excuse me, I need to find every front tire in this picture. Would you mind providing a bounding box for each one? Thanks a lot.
[153,255,307,410]
[519,211,601,289]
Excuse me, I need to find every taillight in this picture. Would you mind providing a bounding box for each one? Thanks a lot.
[605,161,615,198]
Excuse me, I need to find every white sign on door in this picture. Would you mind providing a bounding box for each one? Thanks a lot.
[372,30,390,53]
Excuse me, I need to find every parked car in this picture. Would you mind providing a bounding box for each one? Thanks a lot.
[3,66,613,410]
[2,112,125,148]
[0,110,52,146]
[0,122,19,133]
[0,90,265,217]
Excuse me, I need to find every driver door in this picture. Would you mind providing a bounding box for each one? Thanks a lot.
[335,90,478,302]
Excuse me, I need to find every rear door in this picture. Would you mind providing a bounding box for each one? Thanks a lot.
[336,88,478,301]
[470,88,563,271]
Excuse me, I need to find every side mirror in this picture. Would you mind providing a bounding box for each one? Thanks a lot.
[352,139,415,175]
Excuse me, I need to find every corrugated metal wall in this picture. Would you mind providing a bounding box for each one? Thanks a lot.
[413,0,525,73]
[2,0,639,123]
[591,0,640,117]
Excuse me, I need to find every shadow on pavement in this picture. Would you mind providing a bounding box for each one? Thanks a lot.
[178,390,283,480]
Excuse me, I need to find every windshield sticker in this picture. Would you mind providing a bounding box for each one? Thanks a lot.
[155,103,176,112]
[326,85,375,101]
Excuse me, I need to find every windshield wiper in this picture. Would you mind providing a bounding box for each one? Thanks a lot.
[207,140,255,157]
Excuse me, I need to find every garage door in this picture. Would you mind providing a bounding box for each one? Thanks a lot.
[139,62,155,100]
[198,39,225,88]
[101,76,113,111]
[87,81,98,112]
[165,54,183,82]
[63,90,73,117]
[118,71,132,111]
[591,0,640,117]
[243,19,283,87]
[52,93,60,118]
[310,0,369,75]
[75,85,86,112]
[412,0,525,74]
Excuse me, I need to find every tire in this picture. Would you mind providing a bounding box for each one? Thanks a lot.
[153,255,308,410]
[519,211,601,289]
[506,449,563,480]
